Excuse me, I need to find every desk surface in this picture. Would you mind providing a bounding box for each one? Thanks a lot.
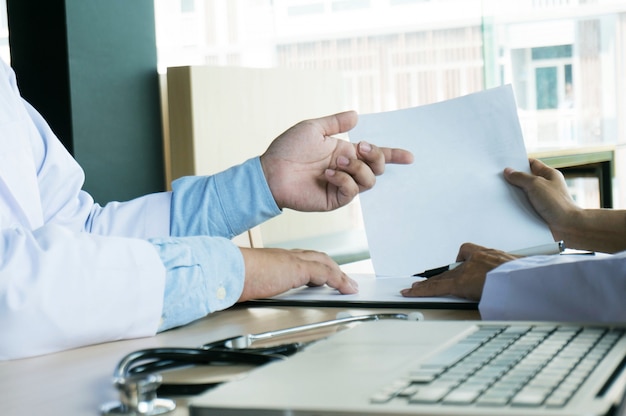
[2,304,479,416]
[528,144,614,169]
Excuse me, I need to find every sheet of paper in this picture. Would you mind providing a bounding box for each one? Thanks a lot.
[351,85,554,277]
[263,273,472,306]
[255,259,476,307]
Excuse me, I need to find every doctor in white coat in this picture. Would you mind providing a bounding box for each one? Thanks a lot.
[402,158,626,322]
[0,58,413,360]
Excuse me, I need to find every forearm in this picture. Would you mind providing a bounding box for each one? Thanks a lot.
[555,208,626,253]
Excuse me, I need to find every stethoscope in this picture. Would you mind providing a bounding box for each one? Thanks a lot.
[100,311,424,415]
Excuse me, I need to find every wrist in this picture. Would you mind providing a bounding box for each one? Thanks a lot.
[554,207,598,251]
[259,153,283,209]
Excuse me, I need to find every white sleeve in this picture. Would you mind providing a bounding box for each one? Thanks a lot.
[85,192,172,239]
[0,59,168,360]
[479,251,626,323]
[0,225,166,360]
[21,90,173,240]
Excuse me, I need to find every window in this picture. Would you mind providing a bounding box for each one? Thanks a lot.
[530,45,573,110]
[181,0,195,13]
[154,0,626,214]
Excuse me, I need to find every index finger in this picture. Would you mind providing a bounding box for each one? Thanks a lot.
[400,276,455,298]
[309,268,359,295]
[355,141,414,176]
[382,147,414,165]
[300,252,359,295]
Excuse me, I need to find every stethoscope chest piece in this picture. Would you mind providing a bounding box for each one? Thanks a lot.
[101,373,176,415]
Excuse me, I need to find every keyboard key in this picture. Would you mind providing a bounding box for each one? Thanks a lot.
[510,390,548,406]
[421,342,482,369]
[408,386,451,403]
[476,394,511,406]
[370,392,393,404]
[397,384,420,397]
[545,392,571,408]
[482,386,516,399]
[370,379,409,403]
[442,389,481,404]
[409,369,439,383]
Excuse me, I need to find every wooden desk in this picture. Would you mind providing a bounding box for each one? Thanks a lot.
[1,305,479,416]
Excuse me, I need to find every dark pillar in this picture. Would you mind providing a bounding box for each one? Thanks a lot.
[7,0,165,203]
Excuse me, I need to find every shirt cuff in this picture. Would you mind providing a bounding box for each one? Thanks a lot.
[149,235,245,331]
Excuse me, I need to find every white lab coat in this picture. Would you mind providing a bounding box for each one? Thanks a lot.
[0,60,172,359]
[480,251,626,322]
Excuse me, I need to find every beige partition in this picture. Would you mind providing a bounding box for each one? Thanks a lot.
[166,65,365,256]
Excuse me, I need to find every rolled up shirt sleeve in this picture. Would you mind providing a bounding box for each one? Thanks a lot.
[479,251,626,323]
[156,156,281,330]
[170,156,281,238]
[150,235,244,331]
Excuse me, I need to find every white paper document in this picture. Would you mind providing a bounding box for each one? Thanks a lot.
[266,273,470,306]
[256,260,474,307]
[352,85,554,277]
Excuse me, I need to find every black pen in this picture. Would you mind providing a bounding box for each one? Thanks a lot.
[414,241,565,278]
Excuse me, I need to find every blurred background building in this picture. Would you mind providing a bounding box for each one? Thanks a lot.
[152,0,626,208]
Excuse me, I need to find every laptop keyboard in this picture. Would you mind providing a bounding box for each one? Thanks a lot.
[371,324,624,408]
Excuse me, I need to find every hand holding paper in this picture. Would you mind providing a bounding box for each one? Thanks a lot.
[352,85,554,277]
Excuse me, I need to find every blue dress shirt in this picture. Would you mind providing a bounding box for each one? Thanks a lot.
[153,157,281,330]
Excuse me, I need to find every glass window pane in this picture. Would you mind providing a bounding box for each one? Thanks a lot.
[153,0,626,210]
[531,44,572,60]
[181,0,195,13]
[535,66,557,110]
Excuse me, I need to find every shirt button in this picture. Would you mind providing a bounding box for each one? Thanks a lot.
[216,286,226,300]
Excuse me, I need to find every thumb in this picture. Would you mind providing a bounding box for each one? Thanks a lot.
[528,157,561,180]
[318,110,358,136]
[503,166,535,191]
[504,158,560,191]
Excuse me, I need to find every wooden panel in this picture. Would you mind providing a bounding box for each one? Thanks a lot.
[8,0,164,203]
[166,65,358,248]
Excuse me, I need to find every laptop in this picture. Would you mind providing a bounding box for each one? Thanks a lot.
[189,319,626,416]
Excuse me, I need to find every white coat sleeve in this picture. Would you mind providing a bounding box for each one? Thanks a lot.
[0,57,278,360]
[0,225,166,360]
[0,59,168,360]
[479,251,626,323]
[19,84,173,240]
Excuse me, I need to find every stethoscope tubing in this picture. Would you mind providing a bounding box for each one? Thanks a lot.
[115,313,416,379]
[114,347,289,380]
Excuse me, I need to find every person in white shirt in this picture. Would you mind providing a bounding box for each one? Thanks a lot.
[402,158,626,322]
[0,58,414,360]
